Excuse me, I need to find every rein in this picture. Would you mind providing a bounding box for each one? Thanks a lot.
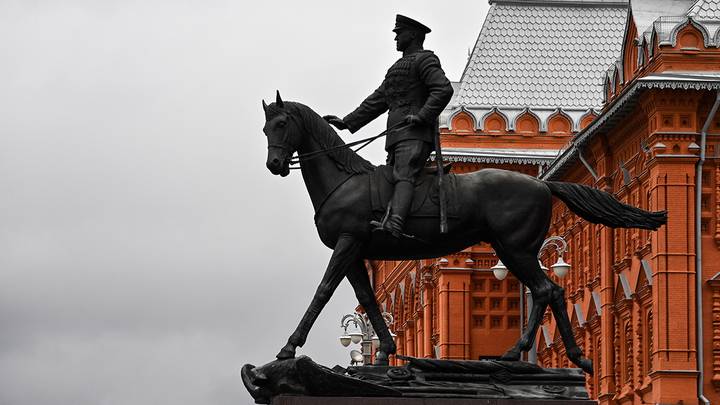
[287,122,409,169]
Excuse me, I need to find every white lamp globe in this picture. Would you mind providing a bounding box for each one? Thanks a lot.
[491,260,508,280]
[339,335,352,347]
[551,257,571,278]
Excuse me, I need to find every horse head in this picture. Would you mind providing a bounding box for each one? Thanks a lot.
[262,91,301,177]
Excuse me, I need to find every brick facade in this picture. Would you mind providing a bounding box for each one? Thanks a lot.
[368,1,720,404]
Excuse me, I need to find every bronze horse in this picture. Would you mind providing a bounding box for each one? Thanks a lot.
[261,92,666,374]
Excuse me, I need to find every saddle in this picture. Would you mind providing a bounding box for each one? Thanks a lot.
[369,165,457,220]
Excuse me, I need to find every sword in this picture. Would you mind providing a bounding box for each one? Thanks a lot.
[433,130,448,234]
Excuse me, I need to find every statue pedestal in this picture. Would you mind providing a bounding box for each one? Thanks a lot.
[243,356,592,404]
[273,397,597,405]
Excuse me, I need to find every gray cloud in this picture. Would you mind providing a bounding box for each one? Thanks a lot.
[0,1,489,404]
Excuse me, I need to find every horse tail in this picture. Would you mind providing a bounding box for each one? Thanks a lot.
[545,181,667,230]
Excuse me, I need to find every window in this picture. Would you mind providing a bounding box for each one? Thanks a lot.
[508,316,520,328]
[473,297,485,309]
[491,298,503,310]
[508,281,519,292]
[508,298,519,310]
[490,316,503,329]
[473,315,485,328]
[473,280,485,291]
[491,281,502,292]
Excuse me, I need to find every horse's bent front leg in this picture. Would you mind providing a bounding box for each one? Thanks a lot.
[276,234,363,360]
[501,290,548,361]
[346,260,396,365]
[493,248,550,362]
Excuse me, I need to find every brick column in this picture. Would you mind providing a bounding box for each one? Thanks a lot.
[437,270,472,359]
[647,137,699,404]
[422,270,433,358]
[404,320,415,358]
[589,134,617,405]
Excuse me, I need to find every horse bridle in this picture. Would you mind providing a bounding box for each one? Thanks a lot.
[276,118,410,169]
[266,114,301,164]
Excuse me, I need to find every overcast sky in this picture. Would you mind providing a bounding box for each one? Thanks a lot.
[0,1,489,404]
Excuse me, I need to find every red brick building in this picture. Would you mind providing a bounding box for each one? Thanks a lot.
[369,0,720,403]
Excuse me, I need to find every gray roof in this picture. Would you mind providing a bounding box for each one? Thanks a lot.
[452,1,628,110]
[687,0,720,19]
[631,0,695,34]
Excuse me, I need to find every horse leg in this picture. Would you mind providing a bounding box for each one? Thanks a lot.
[501,293,549,361]
[497,252,593,373]
[276,234,362,360]
[548,285,593,374]
[346,260,396,365]
[493,249,549,361]
[494,249,592,373]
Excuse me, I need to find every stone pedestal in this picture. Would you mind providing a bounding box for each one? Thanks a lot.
[242,356,592,404]
[273,397,597,405]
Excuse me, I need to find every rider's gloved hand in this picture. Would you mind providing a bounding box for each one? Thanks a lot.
[404,114,425,126]
[323,115,349,130]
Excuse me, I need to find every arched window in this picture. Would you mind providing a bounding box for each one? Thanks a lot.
[451,111,475,133]
[580,111,597,130]
[548,113,572,136]
[515,112,539,135]
[483,112,507,134]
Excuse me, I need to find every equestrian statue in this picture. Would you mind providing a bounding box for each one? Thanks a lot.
[244,14,667,403]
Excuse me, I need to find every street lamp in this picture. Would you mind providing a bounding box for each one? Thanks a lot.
[539,236,571,279]
[490,236,570,281]
[339,311,395,366]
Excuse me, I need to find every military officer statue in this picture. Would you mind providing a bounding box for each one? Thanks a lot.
[324,14,454,238]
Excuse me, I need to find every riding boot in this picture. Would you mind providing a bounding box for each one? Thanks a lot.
[386,180,414,238]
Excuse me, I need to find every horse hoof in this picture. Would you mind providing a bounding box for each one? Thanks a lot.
[275,344,296,360]
[373,351,389,366]
[500,349,521,361]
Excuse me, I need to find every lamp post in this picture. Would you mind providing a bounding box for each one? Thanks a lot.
[528,236,571,364]
[538,236,571,278]
[339,311,395,366]
[489,236,570,281]
[490,236,571,363]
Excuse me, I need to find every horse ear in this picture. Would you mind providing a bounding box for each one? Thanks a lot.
[262,99,268,113]
[276,90,284,109]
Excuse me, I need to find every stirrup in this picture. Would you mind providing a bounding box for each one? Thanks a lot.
[369,222,430,244]
[371,203,393,233]
[370,220,402,239]
[370,214,403,238]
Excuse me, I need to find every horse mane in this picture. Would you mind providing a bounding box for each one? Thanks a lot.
[287,102,376,175]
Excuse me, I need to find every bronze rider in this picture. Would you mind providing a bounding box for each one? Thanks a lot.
[324,14,454,238]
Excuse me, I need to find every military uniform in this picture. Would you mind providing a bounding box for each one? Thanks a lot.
[342,46,454,235]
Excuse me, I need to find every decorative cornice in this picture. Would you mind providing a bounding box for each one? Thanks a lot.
[436,148,561,166]
[441,106,591,135]
[542,75,720,180]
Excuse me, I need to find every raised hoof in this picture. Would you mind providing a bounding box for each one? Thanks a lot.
[275,344,296,360]
[500,348,521,361]
[373,351,389,366]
